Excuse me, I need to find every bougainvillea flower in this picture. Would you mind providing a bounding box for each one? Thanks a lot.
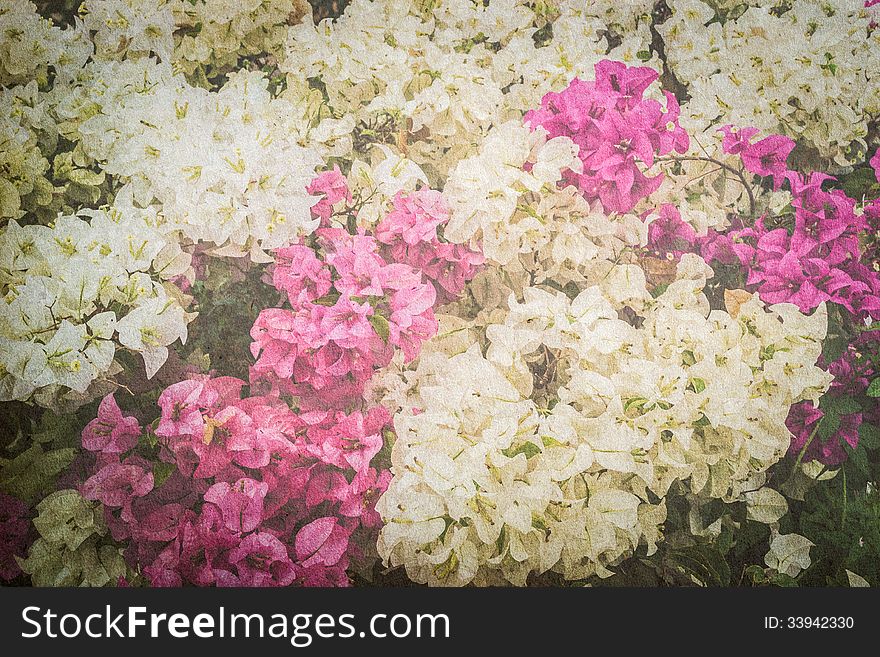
[203,478,268,534]
[82,395,141,454]
[739,134,796,189]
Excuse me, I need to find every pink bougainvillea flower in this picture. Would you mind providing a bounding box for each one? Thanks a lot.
[81,462,154,527]
[156,379,206,438]
[647,204,696,256]
[719,125,760,155]
[871,146,880,182]
[294,516,351,569]
[525,60,688,214]
[203,478,268,534]
[217,532,297,587]
[305,408,389,476]
[307,165,351,223]
[338,467,392,527]
[82,394,141,455]
[272,244,332,309]
[594,59,658,108]
[739,134,796,189]
[376,189,449,246]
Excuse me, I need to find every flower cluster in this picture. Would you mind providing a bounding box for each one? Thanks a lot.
[375,63,834,586]
[71,165,481,586]
[0,82,59,223]
[279,0,658,178]
[252,169,481,408]
[0,203,192,407]
[0,0,91,87]
[79,0,308,72]
[3,0,879,589]
[377,255,830,585]
[699,127,880,321]
[74,63,322,261]
[524,60,689,213]
[17,488,127,587]
[787,330,880,466]
[78,383,392,587]
[659,0,880,166]
[375,189,484,305]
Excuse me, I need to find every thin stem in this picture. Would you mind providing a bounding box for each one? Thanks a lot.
[791,422,821,478]
[656,155,756,218]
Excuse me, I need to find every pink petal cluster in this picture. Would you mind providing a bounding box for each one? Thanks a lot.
[696,128,880,467]
[524,60,689,213]
[871,146,880,183]
[646,204,697,256]
[251,229,437,406]
[253,177,482,408]
[307,165,352,225]
[699,131,880,322]
[720,125,795,189]
[376,190,484,304]
[786,401,859,467]
[79,384,394,587]
[786,331,879,466]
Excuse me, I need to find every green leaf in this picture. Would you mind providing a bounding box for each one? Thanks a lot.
[867,378,880,398]
[816,395,861,441]
[858,423,880,450]
[770,572,798,587]
[650,283,669,298]
[369,314,390,343]
[152,461,176,488]
[30,411,80,448]
[821,333,849,362]
[689,377,706,393]
[822,396,861,416]
[840,166,878,200]
[502,441,541,460]
[816,412,840,442]
[745,487,788,524]
[846,444,869,476]
[0,444,76,504]
[744,565,768,585]
[67,167,106,187]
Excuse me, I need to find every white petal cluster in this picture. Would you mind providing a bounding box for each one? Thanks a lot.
[0,0,92,87]
[78,0,307,72]
[377,249,831,585]
[660,0,880,166]
[443,121,651,290]
[79,0,176,63]
[0,199,192,407]
[73,61,322,261]
[170,0,308,72]
[0,82,57,222]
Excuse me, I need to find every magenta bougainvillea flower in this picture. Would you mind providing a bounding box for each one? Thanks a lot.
[307,164,352,224]
[647,204,697,256]
[524,60,688,213]
[82,395,142,455]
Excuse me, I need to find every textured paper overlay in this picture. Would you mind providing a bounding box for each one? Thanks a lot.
[1,0,878,588]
